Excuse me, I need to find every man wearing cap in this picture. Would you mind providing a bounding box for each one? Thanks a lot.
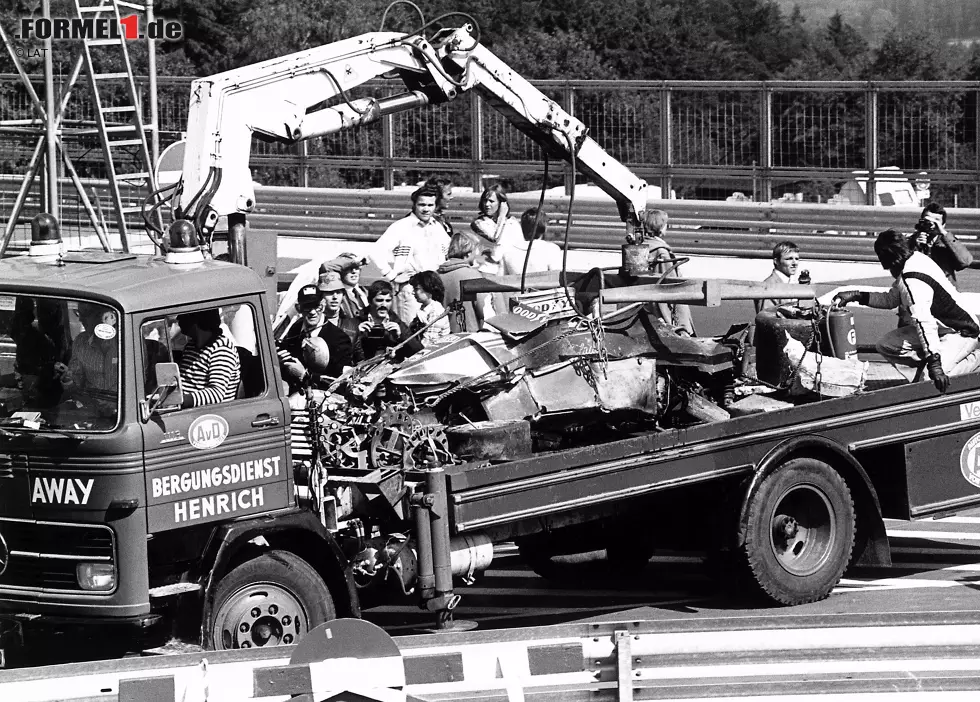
[370,184,450,322]
[277,281,352,394]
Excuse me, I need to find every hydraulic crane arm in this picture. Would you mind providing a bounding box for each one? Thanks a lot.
[433,26,649,238]
[177,24,650,246]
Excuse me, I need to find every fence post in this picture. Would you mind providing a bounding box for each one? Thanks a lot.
[299,140,309,189]
[563,83,575,195]
[660,83,672,198]
[382,110,394,191]
[470,89,483,193]
[865,83,879,206]
[758,83,772,203]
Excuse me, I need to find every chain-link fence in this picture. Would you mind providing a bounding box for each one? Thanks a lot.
[2,73,979,246]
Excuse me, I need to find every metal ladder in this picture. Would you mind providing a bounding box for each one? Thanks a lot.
[73,0,158,252]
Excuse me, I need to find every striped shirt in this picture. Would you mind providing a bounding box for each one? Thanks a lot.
[179,332,240,407]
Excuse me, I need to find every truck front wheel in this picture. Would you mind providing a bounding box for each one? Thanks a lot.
[209,550,336,650]
[740,458,855,605]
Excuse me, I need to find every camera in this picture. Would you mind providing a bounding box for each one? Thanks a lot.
[366,323,387,340]
[913,218,940,253]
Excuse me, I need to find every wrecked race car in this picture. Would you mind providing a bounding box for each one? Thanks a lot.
[297,266,821,477]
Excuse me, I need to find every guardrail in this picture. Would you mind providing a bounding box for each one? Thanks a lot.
[6,612,980,701]
[252,185,980,264]
[5,180,980,265]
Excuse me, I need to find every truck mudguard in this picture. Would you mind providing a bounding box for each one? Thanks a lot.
[743,435,891,568]
[194,508,359,648]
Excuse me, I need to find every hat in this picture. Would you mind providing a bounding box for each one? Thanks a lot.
[297,284,322,310]
[318,270,345,293]
[320,253,367,274]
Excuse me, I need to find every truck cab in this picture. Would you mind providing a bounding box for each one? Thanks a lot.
[0,245,355,659]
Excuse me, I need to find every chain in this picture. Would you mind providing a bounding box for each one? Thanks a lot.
[779,309,825,395]
[571,357,603,407]
[811,310,824,395]
[586,314,608,379]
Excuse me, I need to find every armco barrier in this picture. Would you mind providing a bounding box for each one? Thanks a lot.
[5,179,980,264]
[7,613,980,701]
[251,185,980,265]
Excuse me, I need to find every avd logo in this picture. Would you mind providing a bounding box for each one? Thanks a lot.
[188,414,230,451]
[959,431,980,488]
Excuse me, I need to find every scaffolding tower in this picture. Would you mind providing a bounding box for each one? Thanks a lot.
[0,0,160,255]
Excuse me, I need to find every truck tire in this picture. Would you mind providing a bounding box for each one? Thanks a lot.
[739,458,855,605]
[209,550,336,650]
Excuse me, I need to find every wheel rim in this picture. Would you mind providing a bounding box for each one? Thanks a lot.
[768,483,837,577]
[212,583,309,650]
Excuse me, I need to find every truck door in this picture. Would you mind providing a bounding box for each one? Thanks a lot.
[136,299,291,536]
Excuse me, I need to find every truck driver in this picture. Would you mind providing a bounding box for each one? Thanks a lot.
[833,229,980,393]
[176,309,241,408]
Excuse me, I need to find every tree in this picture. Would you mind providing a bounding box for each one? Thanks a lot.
[864,28,968,80]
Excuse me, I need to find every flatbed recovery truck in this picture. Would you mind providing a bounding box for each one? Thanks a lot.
[5,223,980,661]
[2,16,979,663]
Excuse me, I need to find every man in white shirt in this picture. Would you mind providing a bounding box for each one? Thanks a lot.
[755,241,802,314]
[495,208,564,314]
[500,208,563,277]
[370,184,450,321]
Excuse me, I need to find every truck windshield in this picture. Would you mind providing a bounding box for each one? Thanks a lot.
[0,294,120,432]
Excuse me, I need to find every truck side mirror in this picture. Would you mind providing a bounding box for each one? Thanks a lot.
[139,362,184,422]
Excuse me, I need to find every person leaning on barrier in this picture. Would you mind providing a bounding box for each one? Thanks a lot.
[909,202,972,288]
[755,241,803,314]
[644,209,695,337]
[833,229,980,394]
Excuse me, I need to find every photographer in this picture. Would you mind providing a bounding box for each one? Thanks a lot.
[353,280,423,363]
[910,203,972,287]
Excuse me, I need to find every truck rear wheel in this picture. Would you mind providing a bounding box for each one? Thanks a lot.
[209,550,336,650]
[740,458,855,605]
